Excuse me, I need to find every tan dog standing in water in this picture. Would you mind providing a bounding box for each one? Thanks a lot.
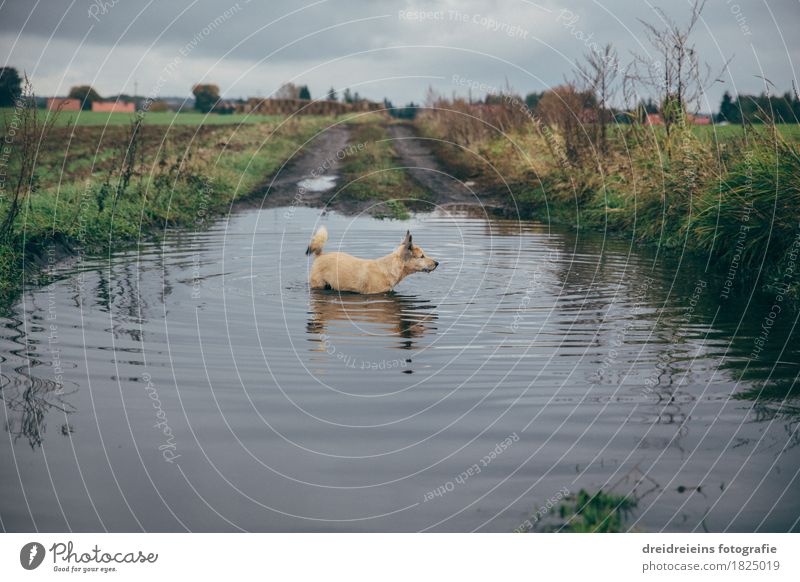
[306,226,439,293]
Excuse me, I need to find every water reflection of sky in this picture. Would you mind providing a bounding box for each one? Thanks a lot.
[1,206,798,533]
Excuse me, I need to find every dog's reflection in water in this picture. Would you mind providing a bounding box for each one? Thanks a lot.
[307,290,437,351]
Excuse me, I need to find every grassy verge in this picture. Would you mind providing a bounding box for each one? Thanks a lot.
[337,114,430,219]
[0,111,334,307]
[415,108,800,301]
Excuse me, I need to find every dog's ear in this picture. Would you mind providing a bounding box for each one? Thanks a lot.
[401,230,413,250]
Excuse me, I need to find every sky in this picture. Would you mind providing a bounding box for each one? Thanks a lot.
[1,0,798,113]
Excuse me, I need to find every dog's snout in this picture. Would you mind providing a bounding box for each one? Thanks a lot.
[434,261,440,267]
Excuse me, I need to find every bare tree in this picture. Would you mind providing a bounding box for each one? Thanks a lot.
[575,44,619,155]
[628,0,711,147]
[275,83,301,99]
[537,84,596,164]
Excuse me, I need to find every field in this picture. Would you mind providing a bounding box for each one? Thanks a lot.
[0,108,289,128]
[0,110,336,305]
[0,104,442,306]
[604,122,800,144]
[691,123,800,141]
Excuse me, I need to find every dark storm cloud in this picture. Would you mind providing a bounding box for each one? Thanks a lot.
[1,0,798,110]
[0,0,402,61]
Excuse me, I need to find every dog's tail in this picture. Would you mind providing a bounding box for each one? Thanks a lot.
[306,226,328,257]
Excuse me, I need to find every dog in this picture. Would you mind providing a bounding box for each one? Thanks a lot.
[306,226,439,293]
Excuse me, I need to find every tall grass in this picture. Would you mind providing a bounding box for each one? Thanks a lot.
[415,99,800,298]
[694,132,800,273]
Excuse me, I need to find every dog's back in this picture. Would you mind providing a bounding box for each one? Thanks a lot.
[311,252,383,293]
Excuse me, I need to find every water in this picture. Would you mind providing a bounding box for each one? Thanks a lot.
[1,205,799,532]
[297,175,338,192]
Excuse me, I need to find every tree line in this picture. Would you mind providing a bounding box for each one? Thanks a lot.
[717,90,800,124]
[0,71,375,115]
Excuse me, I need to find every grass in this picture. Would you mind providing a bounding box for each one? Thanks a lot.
[0,112,335,306]
[0,108,286,128]
[694,137,800,277]
[691,123,800,141]
[416,106,800,300]
[337,114,430,219]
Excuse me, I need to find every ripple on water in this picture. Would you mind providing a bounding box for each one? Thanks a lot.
[0,205,798,532]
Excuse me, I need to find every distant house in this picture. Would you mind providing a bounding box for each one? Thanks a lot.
[689,114,712,125]
[644,113,664,126]
[644,112,712,126]
[91,101,135,113]
[47,98,81,111]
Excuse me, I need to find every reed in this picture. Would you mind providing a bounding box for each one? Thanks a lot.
[415,100,800,300]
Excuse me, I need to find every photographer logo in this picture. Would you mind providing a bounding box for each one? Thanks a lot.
[20,542,46,570]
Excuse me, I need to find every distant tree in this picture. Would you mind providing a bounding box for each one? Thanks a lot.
[68,85,102,110]
[627,0,714,151]
[575,43,619,154]
[342,88,353,104]
[298,85,311,100]
[387,101,418,120]
[147,100,171,112]
[641,98,658,114]
[793,89,800,121]
[327,87,337,101]
[352,91,361,103]
[524,91,543,113]
[0,67,22,107]
[536,85,596,124]
[536,84,597,163]
[192,84,220,113]
[275,83,300,99]
[772,91,797,122]
[724,91,800,124]
[717,91,736,123]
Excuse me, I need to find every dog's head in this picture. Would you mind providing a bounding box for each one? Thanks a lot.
[397,231,439,274]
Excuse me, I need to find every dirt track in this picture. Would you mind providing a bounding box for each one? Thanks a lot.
[387,124,478,206]
[250,124,351,210]
[253,121,505,215]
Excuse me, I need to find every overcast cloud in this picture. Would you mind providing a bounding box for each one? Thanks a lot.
[1,0,798,112]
